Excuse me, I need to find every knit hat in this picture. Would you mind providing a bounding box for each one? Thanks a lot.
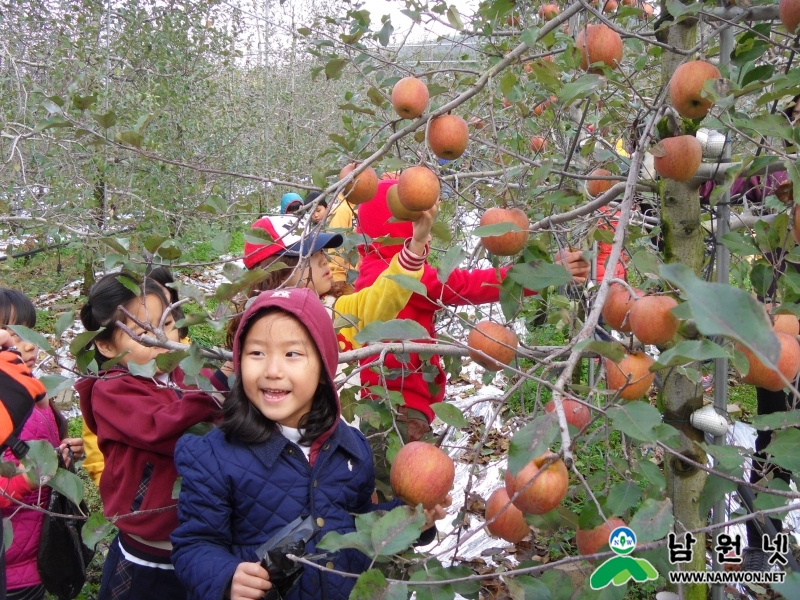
[243,215,343,270]
[280,193,304,214]
[356,179,413,247]
[304,191,328,209]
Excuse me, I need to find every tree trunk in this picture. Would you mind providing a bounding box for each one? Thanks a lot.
[660,17,708,599]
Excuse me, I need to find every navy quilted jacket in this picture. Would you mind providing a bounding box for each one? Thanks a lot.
[171,424,396,600]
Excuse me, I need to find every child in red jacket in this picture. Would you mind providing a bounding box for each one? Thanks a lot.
[76,273,225,600]
[355,179,589,494]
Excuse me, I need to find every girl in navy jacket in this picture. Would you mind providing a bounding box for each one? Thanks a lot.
[171,288,448,600]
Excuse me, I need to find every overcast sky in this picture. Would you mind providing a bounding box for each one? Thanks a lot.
[358,0,478,41]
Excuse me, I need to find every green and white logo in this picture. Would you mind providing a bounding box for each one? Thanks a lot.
[590,527,659,590]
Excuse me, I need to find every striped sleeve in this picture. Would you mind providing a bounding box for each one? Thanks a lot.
[397,238,428,272]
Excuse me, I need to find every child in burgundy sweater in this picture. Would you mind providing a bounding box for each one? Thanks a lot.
[76,273,225,600]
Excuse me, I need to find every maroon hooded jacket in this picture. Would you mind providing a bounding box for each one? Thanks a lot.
[355,179,535,422]
[76,367,222,556]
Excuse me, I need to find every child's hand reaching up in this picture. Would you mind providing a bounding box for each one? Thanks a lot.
[422,493,452,531]
[229,562,271,600]
[408,200,441,256]
[554,249,591,283]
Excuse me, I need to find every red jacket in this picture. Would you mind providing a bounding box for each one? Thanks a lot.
[355,180,531,422]
[76,368,221,553]
[595,207,627,283]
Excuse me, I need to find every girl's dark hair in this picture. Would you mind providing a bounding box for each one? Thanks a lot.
[0,288,37,329]
[80,273,169,361]
[144,266,188,339]
[225,254,301,348]
[0,289,68,437]
[219,307,337,446]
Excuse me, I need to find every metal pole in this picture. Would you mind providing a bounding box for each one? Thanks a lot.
[711,17,734,600]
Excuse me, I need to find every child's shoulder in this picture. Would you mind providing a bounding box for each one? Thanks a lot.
[175,427,230,472]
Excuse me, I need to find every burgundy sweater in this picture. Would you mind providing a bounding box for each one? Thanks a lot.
[76,368,221,553]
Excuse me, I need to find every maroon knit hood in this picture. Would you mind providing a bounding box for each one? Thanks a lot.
[232,288,341,424]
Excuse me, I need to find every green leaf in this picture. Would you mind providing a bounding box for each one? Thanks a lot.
[473,222,521,237]
[8,325,54,354]
[604,481,642,516]
[371,505,426,556]
[3,520,12,553]
[630,250,662,277]
[573,339,626,363]
[210,231,231,253]
[377,21,394,46]
[432,402,468,428]
[731,114,795,145]
[506,575,554,600]
[700,443,745,476]
[661,263,781,369]
[635,459,665,488]
[83,512,115,550]
[34,115,72,132]
[168,281,206,306]
[384,274,428,297]
[431,221,452,243]
[350,569,400,600]
[447,6,464,29]
[49,467,85,506]
[500,71,518,97]
[214,265,286,301]
[354,319,430,344]
[720,232,760,256]
[773,571,800,599]
[752,409,800,431]
[628,498,673,542]
[157,241,182,260]
[156,351,189,374]
[606,402,663,443]
[128,359,157,378]
[508,412,559,476]
[437,246,468,284]
[521,26,540,48]
[665,0,703,19]
[92,110,117,129]
[325,58,347,80]
[72,94,97,110]
[69,329,103,357]
[101,237,129,254]
[39,375,76,400]
[55,310,75,338]
[652,340,729,369]
[116,130,143,149]
[559,74,605,106]
[767,428,800,472]
[179,343,206,378]
[20,440,58,484]
[318,529,373,556]
[699,474,738,520]
[367,87,385,107]
[752,478,791,514]
[541,568,574,600]
[507,261,573,292]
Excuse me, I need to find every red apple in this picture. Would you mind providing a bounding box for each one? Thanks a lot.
[391,77,429,119]
[602,283,645,333]
[766,303,800,337]
[502,97,512,108]
[652,135,702,182]
[338,163,379,205]
[484,488,530,543]
[468,320,519,371]
[605,352,656,400]
[628,295,680,346]
[479,207,530,256]
[603,0,618,12]
[576,24,623,71]
[530,136,547,152]
[386,184,423,222]
[505,452,569,515]
[538,4,560,20]
[781,0,800,34]
[427,115,469,160]
[533,96,557,117]
[390,441,455,509]
[545,399,592,430]
[469,116,487,130]
[586,168,614,197]
[397,166,440,211]
[738,332,800,392]
[577,517,627,557]
[669,60,721,119]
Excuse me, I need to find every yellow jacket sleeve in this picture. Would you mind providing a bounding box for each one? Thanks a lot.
[334,241,426,350]
[81,419,104,487]
[327,197,357,283]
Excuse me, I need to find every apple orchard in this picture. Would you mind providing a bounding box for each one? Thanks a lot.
[7,0,800,598]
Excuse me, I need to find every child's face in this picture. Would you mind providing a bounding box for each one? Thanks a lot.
[97,293,179,374]
[311,205,327,224]
[2,328,38,370]
[240,312,323,429]
[284,251,332,296]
